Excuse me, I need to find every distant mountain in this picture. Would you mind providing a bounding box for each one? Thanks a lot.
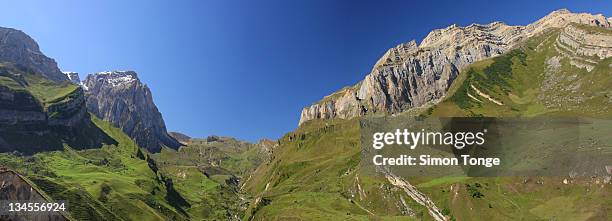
[156,135,271,179]
[169,131,191,145]
[299,9,611,125]
[0,27,68,81]
[63,71,81,84]
[83,71,181,152]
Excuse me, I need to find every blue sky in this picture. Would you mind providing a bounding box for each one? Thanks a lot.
[1,0,610,141]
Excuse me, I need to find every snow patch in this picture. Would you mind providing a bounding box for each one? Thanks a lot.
[94,71,138,87]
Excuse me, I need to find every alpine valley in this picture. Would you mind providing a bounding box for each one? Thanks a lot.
[0,9,610,221]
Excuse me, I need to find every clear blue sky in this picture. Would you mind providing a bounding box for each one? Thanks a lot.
[1,0,609,141]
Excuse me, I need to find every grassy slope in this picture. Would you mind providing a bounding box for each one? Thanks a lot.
[243,118,425,220]
[0,63,79,108]
[414,27,612,221]
[154,141,259,220]
[0,69,222,220]
[25,74,79,108]
[245,27,611,220]
[0,116,192,220]
[1,63,256,220]
[157,137,265,178]
[429,28,611,118]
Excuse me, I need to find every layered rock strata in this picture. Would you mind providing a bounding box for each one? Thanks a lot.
[299,9,611,125]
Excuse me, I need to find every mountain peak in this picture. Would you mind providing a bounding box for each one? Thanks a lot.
[88,71,139,88]
[0,27,68,81]
[532,8,611,30]
[83,70,181,152]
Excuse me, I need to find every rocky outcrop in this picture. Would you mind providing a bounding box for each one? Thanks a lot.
[256,139,277,160]
[381,167,445,221]
[47,87,89,127]
[0,27,68,81]
[555,23,612,71]
[299,9,611,125]
[63,72,80,84]
[83,71,181,152]
[0,83,46,127]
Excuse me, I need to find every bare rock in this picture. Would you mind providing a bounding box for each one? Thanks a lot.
[63,72,81,84]
[0,27,68,81]
[83,71,181,152]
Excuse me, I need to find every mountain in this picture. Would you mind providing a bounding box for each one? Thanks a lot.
[244,10,611,220]
[0,60,102,153]
[168,131,191,145]
[1,9,610,221]
[0,28,96,153]
[157,135,271,178]
[63,71,80,84]
[0,27,196,220]
[299,9,611,125]
[83,71,181,152]
[0,25,269,220]
[0,27,68,82]
[152,135,273,219]
[429,22,612,118]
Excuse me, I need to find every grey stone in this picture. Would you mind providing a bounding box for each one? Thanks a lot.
[83,71,181,152]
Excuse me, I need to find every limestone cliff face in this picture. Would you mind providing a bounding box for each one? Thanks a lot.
[0,27,68,81]
[555,23,612,71]
[0,76,46,127]
[0,72,88,131]
[83,71,181,152]
[47,87,89,127]
[299,9,611,125]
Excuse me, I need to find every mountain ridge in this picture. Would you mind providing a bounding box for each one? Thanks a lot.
[299,9,611,125]
[245,15,612,220]
[0,27,68,82]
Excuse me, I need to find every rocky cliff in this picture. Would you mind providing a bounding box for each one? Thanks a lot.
[555,23,612,71]
[0,27,68,82]
[63,71,80,84]
[0,32,93,154]
[0,72,46,128]
[83,71,181,152]
[299,9,611,125]
[0,27,87,131]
